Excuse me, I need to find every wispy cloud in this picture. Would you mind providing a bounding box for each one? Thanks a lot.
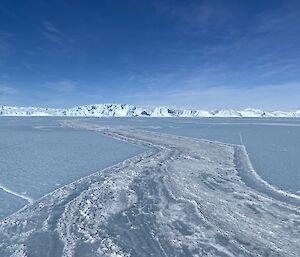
[154,0,230,35]
[0,85,19,95]
[41,21,62,44]
[43,21,60,33]
[40,20,75,54]
[0,32,12,67]
[121,81,300,110]
[44,80,77,93]
[42,32,62,44]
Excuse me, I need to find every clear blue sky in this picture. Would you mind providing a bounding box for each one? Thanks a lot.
[0,0,299,109]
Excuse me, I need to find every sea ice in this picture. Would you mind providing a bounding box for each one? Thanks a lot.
[0,120,299,257]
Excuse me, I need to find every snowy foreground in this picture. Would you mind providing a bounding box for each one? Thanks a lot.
[1,104,300,117]
[0,120,300,257]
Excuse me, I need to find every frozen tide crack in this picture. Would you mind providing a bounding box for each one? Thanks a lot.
[0,184,34,204]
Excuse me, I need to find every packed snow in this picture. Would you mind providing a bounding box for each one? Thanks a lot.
[1,104,300,118]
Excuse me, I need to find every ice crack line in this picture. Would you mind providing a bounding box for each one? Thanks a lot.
[0,184,34,204]
[238,132,244,145]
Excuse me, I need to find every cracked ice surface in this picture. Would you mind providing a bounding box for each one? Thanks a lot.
[0,120,299,257]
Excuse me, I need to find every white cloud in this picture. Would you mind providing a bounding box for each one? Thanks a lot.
[0,85,19,95]
[41,21,63,45]
[43,21,59,33]
[44,80,77,93]
[42,32,61,44]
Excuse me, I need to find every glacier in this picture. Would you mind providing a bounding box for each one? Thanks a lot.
[0,119,299,257]
[1,104,300,118]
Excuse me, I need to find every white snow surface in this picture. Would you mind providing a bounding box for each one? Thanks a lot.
[1,104,300,117]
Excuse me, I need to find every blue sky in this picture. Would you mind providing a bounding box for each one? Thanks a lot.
[0,0,300,109]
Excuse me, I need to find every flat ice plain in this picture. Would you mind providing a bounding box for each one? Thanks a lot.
[0,117,143,219]
[0,118,299,257]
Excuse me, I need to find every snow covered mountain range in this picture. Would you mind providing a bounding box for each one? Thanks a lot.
[1,104,300,118]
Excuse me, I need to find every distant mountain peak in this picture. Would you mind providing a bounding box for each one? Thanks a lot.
[1,104,299,118]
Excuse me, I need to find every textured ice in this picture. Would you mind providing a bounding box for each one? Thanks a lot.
[0,120,299,257]
[88,117,300,194]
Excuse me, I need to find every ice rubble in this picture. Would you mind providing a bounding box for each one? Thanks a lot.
[0,120,299,257]
[1,104,300,117]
